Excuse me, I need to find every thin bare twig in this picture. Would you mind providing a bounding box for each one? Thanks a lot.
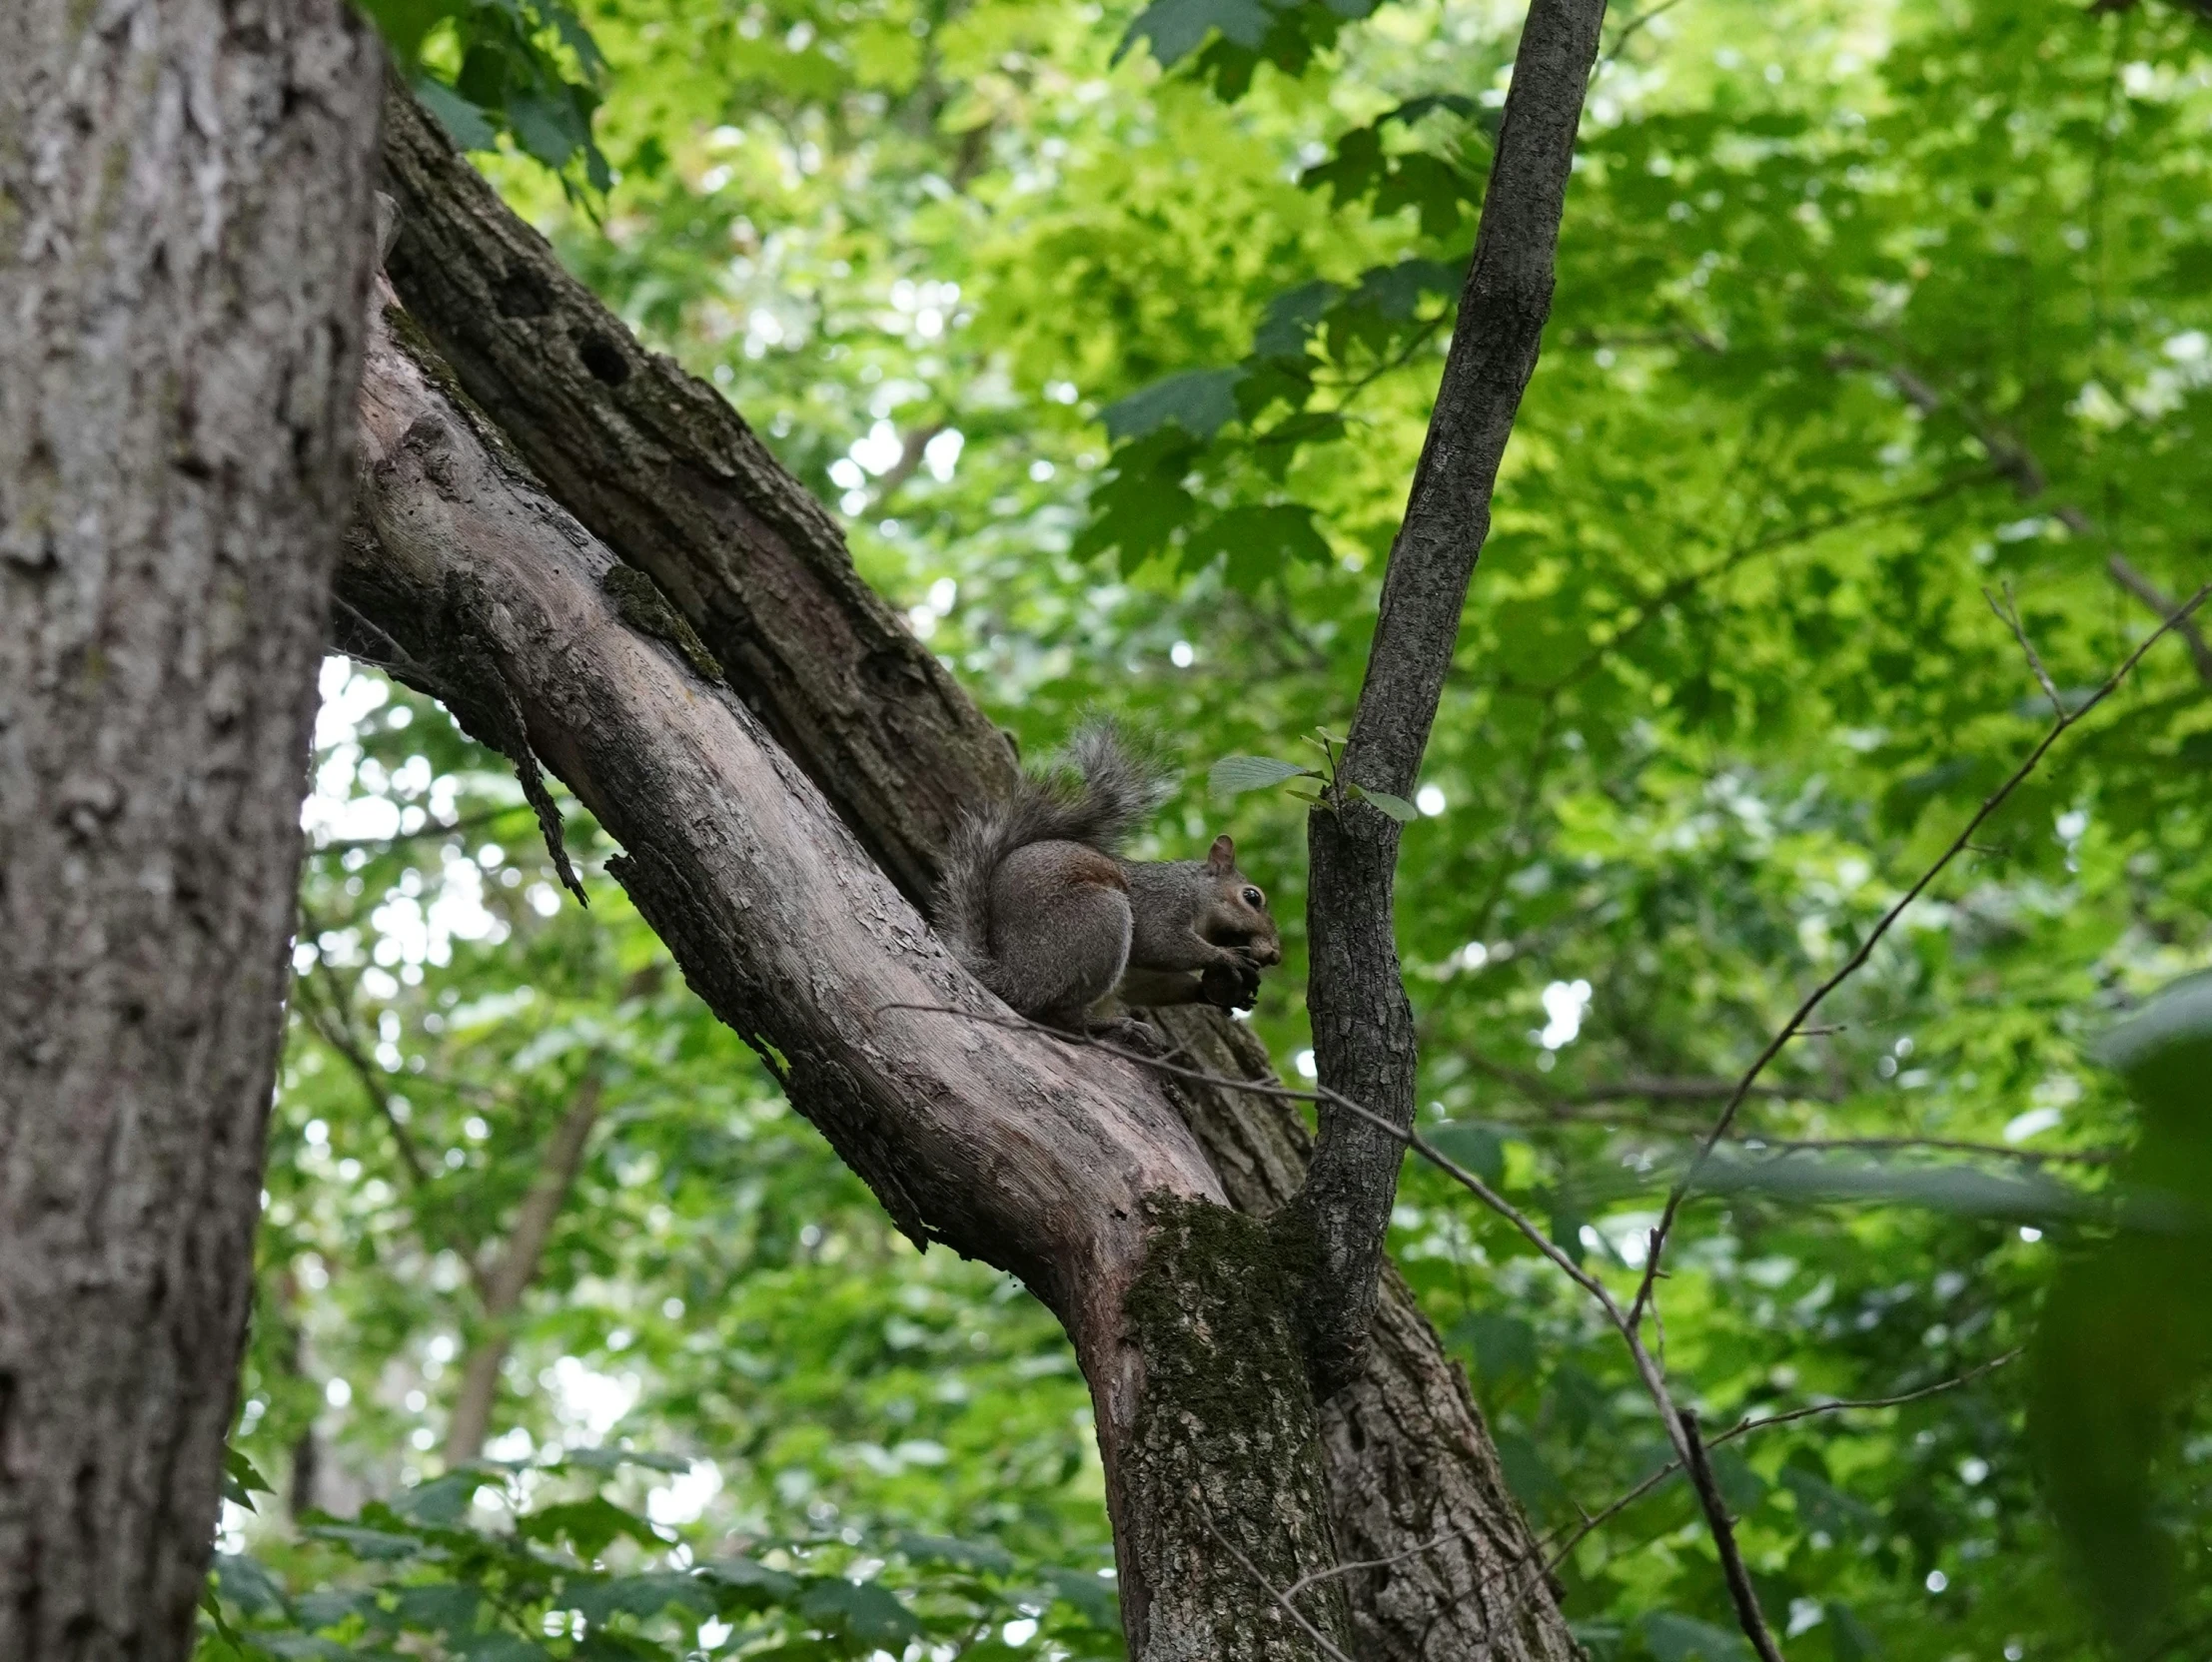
[1545,1348,2021,1572]
[1595,0,1693,73]
[1829,347,2212,687]
[1679,1409,1786,1662]
[1983,583,2063,715]
[292,959,434,1192]
[2106,551,2212,685]
[1203,1517,1357,1662]
[1628,581,2212,1331]
[1278,1524,1502,1599]
[1463,1050,1832,1110]
[1748,1137,2114,1167]
[310,803,529,856]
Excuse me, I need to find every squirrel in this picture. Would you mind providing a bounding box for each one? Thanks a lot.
[934,722,1282,1038]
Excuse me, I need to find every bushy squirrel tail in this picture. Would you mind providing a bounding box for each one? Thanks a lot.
[934,718,1174,982]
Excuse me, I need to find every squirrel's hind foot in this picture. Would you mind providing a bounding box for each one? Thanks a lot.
[1087,1015,1168,1057]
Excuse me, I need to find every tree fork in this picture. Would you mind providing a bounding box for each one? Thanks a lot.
[345,293,1354,1657]
[366,75,1580,1659]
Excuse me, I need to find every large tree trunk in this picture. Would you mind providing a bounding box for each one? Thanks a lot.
[370,85,1576,1660]
[0,2,383,1656]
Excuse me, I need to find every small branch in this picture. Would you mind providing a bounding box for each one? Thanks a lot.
[329,590,447,690]
[1594,0,1692,73]
[1983,582,2063,715]
[310,803,530,856]
[862,420,947,516]
[1628,581,2211,1330]
[446,1063,606,1463]
[1829,348,2212,687]
[1721,1349,2022,1442]
[1678,1410,1787,1662]
[1546,1349,2021,1573]
[292,959,434,1192]
[1747,1137,2115,1167]
[1531,473,1991,696]
[1296,0,1610,1401]
[2106,551,2212,686]
[1204,1518,1359,1662]
[1279,1524,1504,1600]
[1464,1050,1832,1110]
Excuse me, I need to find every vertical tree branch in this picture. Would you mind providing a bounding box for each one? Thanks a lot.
[1292,0,1610,1396]
[1677,1412,1787,1662]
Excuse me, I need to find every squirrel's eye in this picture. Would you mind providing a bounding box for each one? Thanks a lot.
[1243,887,1264,907]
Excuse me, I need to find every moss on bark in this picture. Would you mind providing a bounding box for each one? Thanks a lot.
[1118,1193,1351,1661]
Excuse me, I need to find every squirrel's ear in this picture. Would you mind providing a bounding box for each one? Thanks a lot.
[1208,834,1237,871]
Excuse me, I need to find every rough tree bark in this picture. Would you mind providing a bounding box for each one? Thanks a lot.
[363,61,1601,1653]
[1296,0,1609,1394]
[344,298,1352,1658]
[376,86,1018,913]
[361,67,1584,1659]
[0,2,383,1655]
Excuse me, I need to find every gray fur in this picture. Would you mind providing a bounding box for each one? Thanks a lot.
[934,720,1173,1022]
[936,722,1282,1030]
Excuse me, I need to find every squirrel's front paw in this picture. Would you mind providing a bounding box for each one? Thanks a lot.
[1200,956,1262,1012]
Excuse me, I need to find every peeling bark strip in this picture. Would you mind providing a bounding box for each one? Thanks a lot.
[0,1,384,1654]
[374,84,1018,912]
[344,300,1359,1654]
[1297,0,1610,1397]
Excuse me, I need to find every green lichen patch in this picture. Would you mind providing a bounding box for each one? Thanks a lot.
[599,564,725,686]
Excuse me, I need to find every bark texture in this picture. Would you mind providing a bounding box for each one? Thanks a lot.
[0,2,383,1654]
[358,79,1578,1658]
[375,84,1017,912]
[1154,1011,1576,1662]
[1297,0,1609,1398]
[344,303,1350,1657]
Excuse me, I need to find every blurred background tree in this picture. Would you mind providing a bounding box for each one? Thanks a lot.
[206,0,2210,1655]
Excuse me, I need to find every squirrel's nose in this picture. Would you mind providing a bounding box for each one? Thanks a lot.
[1253,938,1283,967]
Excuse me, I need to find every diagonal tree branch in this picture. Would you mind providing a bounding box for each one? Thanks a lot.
[366,79,1582,1662]
[1833,348,2212,685]
[1292,0,1611,1397]
[344,283,1372,1658]
[376,82,1017,913]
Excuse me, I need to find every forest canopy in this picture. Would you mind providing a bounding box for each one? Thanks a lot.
[209,0,2209,1657]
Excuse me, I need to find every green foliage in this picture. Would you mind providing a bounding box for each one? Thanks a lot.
[2028,974,2212,1647]
[237,0,2212,1657]
[198,1455,1117,1659]
[359,0,611,189]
